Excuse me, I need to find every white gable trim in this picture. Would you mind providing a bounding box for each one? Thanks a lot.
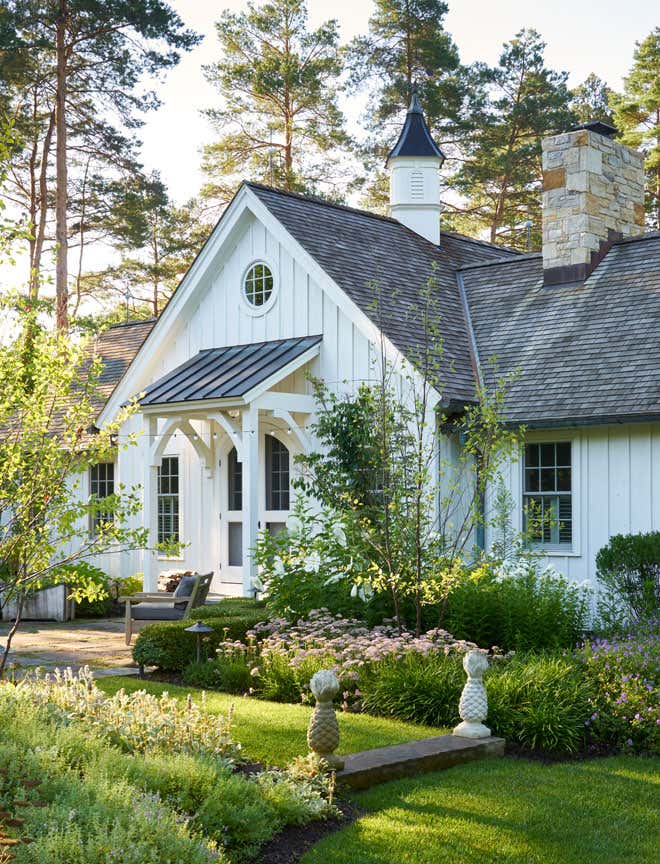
[98,184,421,427]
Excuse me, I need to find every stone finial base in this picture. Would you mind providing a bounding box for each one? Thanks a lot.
[453,720,491,739]
[315,752,345,771]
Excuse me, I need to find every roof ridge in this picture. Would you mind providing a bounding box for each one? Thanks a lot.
[247,182,519,258]
[197,333,322,355]
[615,229,660,245]
[103,317,158,331]
[458,252,543,271]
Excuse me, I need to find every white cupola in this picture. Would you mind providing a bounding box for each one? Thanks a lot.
[386,89,445,245]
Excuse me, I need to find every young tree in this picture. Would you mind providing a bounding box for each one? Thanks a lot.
[0,297,152,676]
[201,0,349,206]
[570,73,616,125]
[449,29,575,248]
[296,280,519,633]
[0,0,200,328]
[612,28,660,228]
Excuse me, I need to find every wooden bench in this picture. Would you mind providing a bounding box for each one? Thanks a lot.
[121,571,214,644]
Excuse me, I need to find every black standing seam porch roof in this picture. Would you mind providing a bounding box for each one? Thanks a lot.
[139,335,322,407]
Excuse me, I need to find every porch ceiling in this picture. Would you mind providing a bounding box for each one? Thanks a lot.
[139,335,322,407]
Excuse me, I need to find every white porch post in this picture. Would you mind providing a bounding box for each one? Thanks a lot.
[143,416,159,592]
[241,404,259,597]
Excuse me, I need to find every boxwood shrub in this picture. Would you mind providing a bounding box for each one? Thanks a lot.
[132,598,267,671]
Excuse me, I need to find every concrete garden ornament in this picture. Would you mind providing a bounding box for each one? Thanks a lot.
[453,650,491,739]
[307,670,344,769]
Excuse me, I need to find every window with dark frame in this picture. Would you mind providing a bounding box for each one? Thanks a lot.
[227,446,242,511]
[158,456,180,545]
[523,442,572,546]
[266,435,290,511]
[89,462,115,536]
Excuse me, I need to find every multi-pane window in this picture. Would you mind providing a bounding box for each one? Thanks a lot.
[158,456,180,545]
[266,435,289,511]
[244,263,274,307]
[89,462,114,536]
[227,446,242,511]
[523,442,572,546]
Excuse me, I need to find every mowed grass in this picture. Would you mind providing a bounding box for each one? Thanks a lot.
[97,676,447,766]
[301,755,660,864]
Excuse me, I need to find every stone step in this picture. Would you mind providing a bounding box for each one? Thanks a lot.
[336,734,505,789]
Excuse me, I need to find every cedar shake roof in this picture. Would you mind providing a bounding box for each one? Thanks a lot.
[248,183,516,404]
[461,234,660,426]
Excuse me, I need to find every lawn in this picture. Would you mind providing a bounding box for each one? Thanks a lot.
[301,756,660,864]
[97,676,448,766]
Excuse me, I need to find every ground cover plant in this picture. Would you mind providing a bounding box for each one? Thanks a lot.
[0,669,339,863]
[300,756,660,864]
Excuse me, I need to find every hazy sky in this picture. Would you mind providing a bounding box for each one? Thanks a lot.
[141,0,659,202]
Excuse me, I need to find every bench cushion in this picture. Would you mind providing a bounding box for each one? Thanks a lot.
[173,574,197,610]
[130,603,186,621]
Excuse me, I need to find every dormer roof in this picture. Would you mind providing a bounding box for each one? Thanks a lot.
[386,90,445,163]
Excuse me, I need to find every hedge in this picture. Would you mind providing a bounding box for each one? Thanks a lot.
[132,598,267,671]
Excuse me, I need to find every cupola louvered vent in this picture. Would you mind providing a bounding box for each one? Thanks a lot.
[410,171,424,199]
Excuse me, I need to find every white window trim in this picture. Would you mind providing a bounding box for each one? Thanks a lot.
[157,453,184,561]
[241,259,278,316]
[521,431,581,558]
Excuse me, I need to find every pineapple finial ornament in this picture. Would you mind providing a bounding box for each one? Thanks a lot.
[307,669,344,769]
[453,650,491,738]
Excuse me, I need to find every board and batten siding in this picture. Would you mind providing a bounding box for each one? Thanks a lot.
[99,212,378,586]
[486,422,660,585]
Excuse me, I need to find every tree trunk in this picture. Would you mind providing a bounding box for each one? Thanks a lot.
[55,0,69,330]
[0,591,25,679]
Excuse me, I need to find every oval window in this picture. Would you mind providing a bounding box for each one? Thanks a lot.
[244,262,274,307]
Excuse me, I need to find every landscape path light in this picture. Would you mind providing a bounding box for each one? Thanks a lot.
[185,620,214,664]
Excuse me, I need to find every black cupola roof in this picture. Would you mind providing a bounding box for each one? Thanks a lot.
[386,89,445,163]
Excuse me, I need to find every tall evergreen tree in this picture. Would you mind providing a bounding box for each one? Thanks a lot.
[570,73,616,125]
[0,0,200,329]
[612,28,660,228]
[449,29,575,248]
[201,0,349,206]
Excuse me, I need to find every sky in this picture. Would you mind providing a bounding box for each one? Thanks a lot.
[141,0,660,203]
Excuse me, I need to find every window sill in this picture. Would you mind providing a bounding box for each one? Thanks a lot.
[157,556,185,563]
[533,547,581,558]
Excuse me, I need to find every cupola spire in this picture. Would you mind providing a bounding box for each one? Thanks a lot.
[386,88,444,245]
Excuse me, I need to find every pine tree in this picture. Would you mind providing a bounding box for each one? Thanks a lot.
[0,0,200,329]
[570,73,616,125]
[612,28,660,228]
[201,0,349,206]
[449,29,575,248]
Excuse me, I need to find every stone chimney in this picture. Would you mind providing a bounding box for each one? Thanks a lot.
[542,121,645,286]
[387,90,445,245]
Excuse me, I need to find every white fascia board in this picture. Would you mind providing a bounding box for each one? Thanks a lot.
[241,342,320,404]
[97,186,254,427]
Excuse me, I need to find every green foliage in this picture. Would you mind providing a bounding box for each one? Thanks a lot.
[570,72,616,125]
[202,0,349,204]
[360,653,465,726]
[487,654,591,753]
[117,574,144,597]
[449,29,576,247]
[183,655,253,694]
[595,531,660,627]
[442,558,590,652]
[51,562,112,617]
[132,599,267,671]
[612,27,660,227]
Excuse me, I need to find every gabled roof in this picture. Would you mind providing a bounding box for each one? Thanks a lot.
[461,234,660,426]
[92,318,156,417]
[387,91,445,162]
[248,183,516,404]
[140,335,322,407]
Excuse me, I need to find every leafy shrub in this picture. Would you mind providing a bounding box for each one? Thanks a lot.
[443,558,591,651]
[117,574,144,596]
[132,598,267,670]
[360,652,465,726]
[51,561,112,617]
[183,655,253,694]
[596,531,660,627]
[580,621,660,753]
[487,654,592,753]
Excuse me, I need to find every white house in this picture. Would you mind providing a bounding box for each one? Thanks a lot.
[90,95,660,596]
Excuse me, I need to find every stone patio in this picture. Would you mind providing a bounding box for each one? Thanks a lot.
[0,617,137,677]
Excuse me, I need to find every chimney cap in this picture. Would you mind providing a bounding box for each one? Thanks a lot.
[386,85,445,165]
[571,120,618,138]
